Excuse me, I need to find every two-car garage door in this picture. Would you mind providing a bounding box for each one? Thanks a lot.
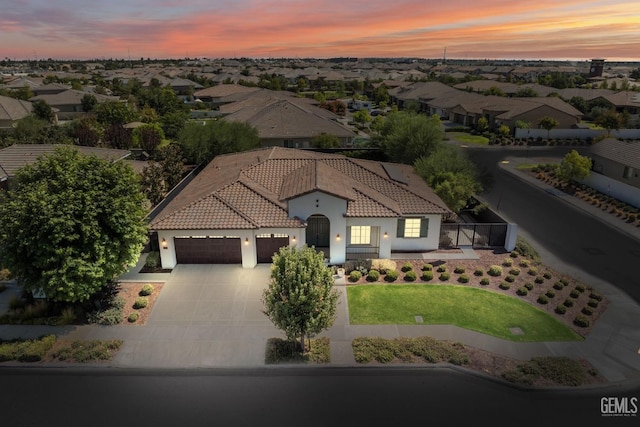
[174,237,242,264]
[173,234,289,264]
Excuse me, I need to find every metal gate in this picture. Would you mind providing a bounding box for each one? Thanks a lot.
[439,223,507,249]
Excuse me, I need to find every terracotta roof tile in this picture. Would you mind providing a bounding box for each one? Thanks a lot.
[149,147,450,231]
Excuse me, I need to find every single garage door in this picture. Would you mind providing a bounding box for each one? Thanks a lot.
[256,234,289,263]
[174,236,242,264]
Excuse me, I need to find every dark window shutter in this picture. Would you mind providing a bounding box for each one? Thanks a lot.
[420,218,429,237]
[396,219,405,238]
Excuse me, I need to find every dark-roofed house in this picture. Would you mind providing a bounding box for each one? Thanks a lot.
[0,144,131,189]
[149,147,450,268]
[590,138,640,189]
[0,95,33,130]
[29,89,120,120]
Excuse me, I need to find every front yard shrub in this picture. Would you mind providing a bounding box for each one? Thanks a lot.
[587,299,599,308]
[570,289,580,298]
[86,296,125,326]
[0,268,11,281]
[502,258,513,267]
[559,278,569,287]
[543,272,552,280]
[573,315,590,327]
[488,265,502,277]
[366,270,380,282]
[457,274,470,284]
[503,357,586,387]
[545,290,556,298]
[127,313,139,323]
[439,272,451,281]
[537,295,549,305]
[436,265,447,273]
[473,268,484,276]
[384,270,399,282]
[575,284,585,293]
[555,305,567,314]
[505,275,515,283]
[534,276,545,284]
[421,271,434,281]
[589,291,603,301]
[421,263,433,272]
[581,306,594,316]
[519,259,531,268]
[527,267,538,276]
[133,297,148,309]
[509,250,519,258]
[524,282,534,290]
[139,284,154,296]
[553,282,564,290]
[144,251,160,269]
[516,287,528,296]
[480,278,490,286]
[348,270,362,282]
[371,259,396,275]
[563,299,574,307]
[401,262,413,272]
[509,268,520,276]
[499,282,511,290]
[0,335,56,362]
[454,266,465,274]
[404,271,417,282]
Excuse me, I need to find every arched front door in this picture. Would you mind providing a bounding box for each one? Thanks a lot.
[306,214,330,248]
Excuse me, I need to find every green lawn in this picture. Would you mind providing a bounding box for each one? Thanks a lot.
[449,132,489,145]
[347,284,582,342]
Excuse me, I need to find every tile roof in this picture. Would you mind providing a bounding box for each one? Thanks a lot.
[591,138,640,170]
[0,95,32,121]
[0,144,131,180]
[150,147,450,231]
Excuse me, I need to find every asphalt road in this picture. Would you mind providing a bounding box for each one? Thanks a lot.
[1,367,637,427]
[467,147,640,305]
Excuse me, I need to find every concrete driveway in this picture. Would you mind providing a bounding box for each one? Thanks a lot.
[114,264,284,368]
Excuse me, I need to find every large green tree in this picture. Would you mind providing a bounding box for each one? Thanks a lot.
[0,147,148,303]
[558,149,592,183]
[413,144,482,213]
[177,120,260,164]
[377,111,444,164]
[262,246,339,353]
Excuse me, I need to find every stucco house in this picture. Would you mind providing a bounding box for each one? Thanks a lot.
[0,95,33,130]
[149,147,450,269]
[581,138,640,208]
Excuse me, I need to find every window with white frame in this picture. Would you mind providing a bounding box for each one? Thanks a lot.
[350,226,371,245]
[404,218,421,238]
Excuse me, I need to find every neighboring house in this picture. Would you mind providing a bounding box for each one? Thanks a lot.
[193,84,260,108]
[219,89,356,147]
[29,89,120,120]
[590,138,640,189]
[0,144,131,190]
[149,147,450,269]
[0,95,33,130]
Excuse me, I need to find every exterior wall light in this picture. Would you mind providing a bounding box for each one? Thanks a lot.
[292,236,296,243]
[161,237,168,249]
[383,232,388,238]
[336,234,341,241]
[244,237,249,245]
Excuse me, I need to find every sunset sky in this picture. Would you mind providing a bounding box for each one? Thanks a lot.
[1,0,639,61]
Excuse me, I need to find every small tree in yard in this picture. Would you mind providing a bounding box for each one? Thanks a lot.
[262,246,339,353]
[558,149,592,184]
[538,116,559,139]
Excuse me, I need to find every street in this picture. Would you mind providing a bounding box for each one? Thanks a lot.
[468,147,640,305]
[0,367,636,427]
